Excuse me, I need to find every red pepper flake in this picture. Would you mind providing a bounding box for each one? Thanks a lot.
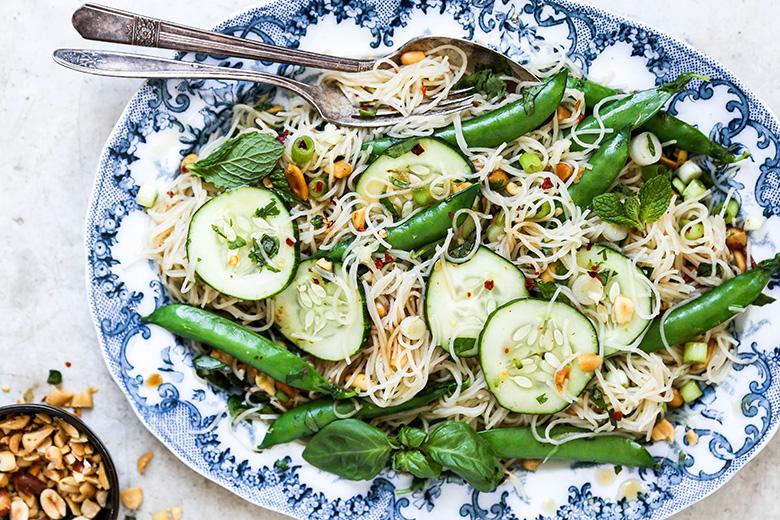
[65,362,72,368]
[167,190,175,198]
[420,85,428,96]
[586,242,593,251]
[587,271,601,281]
[297,139,309,150]
[578,113,585,122]
[411,144,425,156]
[484,280,495,290]
[315,181,324,192]
[504,347,510,354]
[384,252,393,264]
[467,292,472,297]
[541,177,554,190]
[42,396,47,402]
[591,264,600,271]
[525,278,536,292]
[447,211,455,217]
[374,259,384,269]
[285,238,296,246]
[609,410,623,422]
[275,130,289,143]
[312,278,320,285]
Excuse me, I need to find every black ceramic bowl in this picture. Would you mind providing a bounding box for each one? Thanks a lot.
[0,403,119,520]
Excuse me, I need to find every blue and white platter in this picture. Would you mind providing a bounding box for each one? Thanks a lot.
[85,1,780,519]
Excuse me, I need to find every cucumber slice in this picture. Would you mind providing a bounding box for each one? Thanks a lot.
[272,258,370,361]
[479,298,599,414]
[425,247,529,357]
[187,187,299,300]
[356,137,474,215]
[569,245,653,355]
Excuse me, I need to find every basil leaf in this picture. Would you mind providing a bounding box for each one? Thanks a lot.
[696,262,722,277]
[227,396,252,418]
[47,370,62,385]
[537,280,558,300]
[638,175,673,224]
[380,196,400,219]
[452,337,476,356]
[189,132,284,189]
[398,426,427,448]
[302,419,394,481]
[393,449,442,479]
[311,215,326,229]
[753,293,776,307]
[192,355,231,373]
[422,421,503,492]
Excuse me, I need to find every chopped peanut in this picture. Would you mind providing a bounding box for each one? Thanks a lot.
[556,106,572,120]
[400,51,426,66]
[45,388,74,407]
[669,387,684,408]
[733,249,747,273]
[686,429,699,446]
[120,487,143,510]
[146,374,163,387]
[659,153,678,169]
[555,366,570,392]
[452,181,473,193]
[315,258,333,271]
[352,207,367,232]
[521,459,542,472]
[228,255,239,266]
[375,301,387,318]
[284,163,308,200]
[577,354,603,372]
[153,510,170,520]
[674,149,688,163]
[70,389,94,409]
[540,266,556,283]
[487,170,509,190]
[255,374,276,396]
[265,105,285,114]
[555,163,573,181]
[651,418,675,444]
[725,227,747,250]
[613,295,635,325]
[137,451,154,474]
[180,154,198,174]
[171,506,184,520]
[350,374,369,391]
[327,160,353,179]
[505,182,521,196]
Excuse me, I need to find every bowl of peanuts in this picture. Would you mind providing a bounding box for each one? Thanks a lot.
[0,403,119,520]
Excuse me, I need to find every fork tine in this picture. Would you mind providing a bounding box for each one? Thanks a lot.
[353,96,476,127]
[372,92,475,118]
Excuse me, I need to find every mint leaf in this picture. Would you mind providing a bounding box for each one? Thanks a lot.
[453,64,508,101]
[189,132,284,189]
[638,175,673,224]
[248,235,281,272]
[592,194,641,228]
[624,197,641,224]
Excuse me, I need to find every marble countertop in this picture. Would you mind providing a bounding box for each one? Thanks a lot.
[1,1,776,518]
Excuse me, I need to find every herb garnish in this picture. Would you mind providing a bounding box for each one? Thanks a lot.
[211,225,247,249]
[454,64,508,101]
[249,235,281,272]
[188,132,284,189]
[311,215,326,229]
[592,175,673,230]
[254,201,280,219]
[47,370,62,385]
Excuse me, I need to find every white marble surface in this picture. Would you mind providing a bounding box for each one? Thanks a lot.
[1,1,777,518]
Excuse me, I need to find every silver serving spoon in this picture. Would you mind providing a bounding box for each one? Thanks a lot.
[71,3,539,82]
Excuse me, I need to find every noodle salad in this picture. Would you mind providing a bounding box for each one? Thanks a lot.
[138,45,776,489]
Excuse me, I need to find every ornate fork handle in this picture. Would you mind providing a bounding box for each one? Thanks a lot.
[53,49,321,106]
[72,3,373,73]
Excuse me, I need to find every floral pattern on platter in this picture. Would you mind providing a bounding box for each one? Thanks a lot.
[84,1,780,519]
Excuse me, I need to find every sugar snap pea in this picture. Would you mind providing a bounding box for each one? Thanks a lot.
[480,426,656,468]
[568,125,632,208]
[142,304,354,398]
[569,76,746,163]
[364,70,568,157]
[637,253,780,354]
[314,183,480,261]
[258,379,458,449]
[570,73,703,151]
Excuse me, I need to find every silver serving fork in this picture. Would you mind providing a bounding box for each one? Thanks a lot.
[52,49,477,128]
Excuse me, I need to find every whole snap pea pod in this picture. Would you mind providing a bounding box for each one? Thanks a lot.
[568,125,632,208]
[569,76,745,163]
[570,73,704,152]
[637,253,780,354]
[258,379,458,449]
[364,70,568,157]
[142,304,354,398]
[313,183,480,261]
[480,426,656,468]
